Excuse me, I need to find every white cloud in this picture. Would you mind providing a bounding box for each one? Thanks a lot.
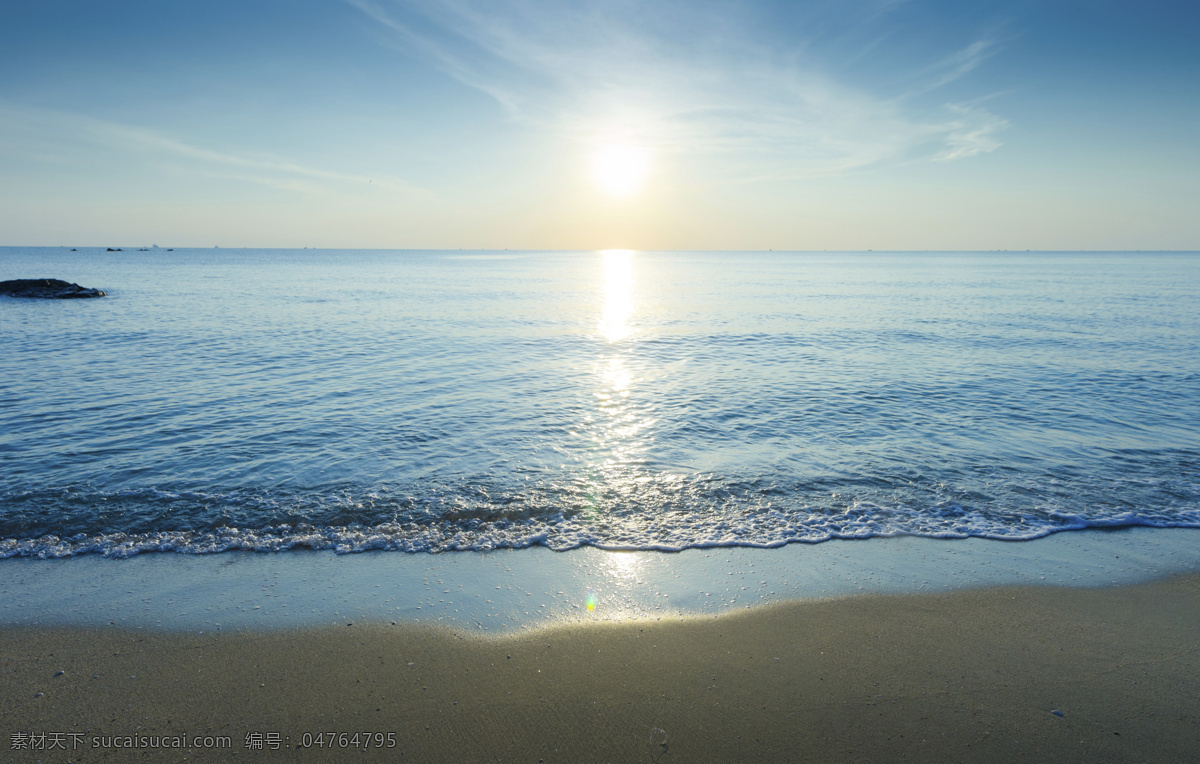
[910,39,1000,95]
[350,0,1006,180]
[934,104,1007,162]
[0,101,428,197]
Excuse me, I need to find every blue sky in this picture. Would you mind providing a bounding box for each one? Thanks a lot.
[1,0,1196,249]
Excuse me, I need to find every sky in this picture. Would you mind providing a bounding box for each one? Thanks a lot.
[0,0,1197,250]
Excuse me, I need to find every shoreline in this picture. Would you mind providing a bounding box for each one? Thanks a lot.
[2,527,1199,633]
[4,573,1199,762]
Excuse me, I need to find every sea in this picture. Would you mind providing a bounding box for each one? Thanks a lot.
[3,247,1198,565]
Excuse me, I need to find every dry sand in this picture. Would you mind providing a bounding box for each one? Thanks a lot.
[4,575,1199,762]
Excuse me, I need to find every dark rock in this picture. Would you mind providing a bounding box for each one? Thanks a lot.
[0,279,107,299]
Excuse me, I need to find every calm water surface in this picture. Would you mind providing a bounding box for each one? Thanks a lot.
[2,248,1198,557]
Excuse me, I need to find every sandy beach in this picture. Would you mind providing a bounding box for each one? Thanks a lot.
[4,573,1198,762]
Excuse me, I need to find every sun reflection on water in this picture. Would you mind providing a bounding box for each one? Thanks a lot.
[578,552,652,621]
[605,551,643,579]
[598,249,634,343]
[575,250,657,537]
[589,250,650,467]
[572,252,665,620]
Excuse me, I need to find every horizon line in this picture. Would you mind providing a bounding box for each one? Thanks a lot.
[3,245,1199,254]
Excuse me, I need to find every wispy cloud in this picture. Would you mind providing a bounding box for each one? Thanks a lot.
[0,101,428,196]
[350,0,1006,181]
[933,104,1007,161]
[904,32,1007,98]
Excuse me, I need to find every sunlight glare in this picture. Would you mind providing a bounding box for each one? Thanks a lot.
[592,143,650,196]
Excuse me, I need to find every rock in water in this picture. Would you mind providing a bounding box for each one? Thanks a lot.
[0,279,107,298]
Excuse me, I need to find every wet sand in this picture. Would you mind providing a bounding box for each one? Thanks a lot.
[3,575,1199,762]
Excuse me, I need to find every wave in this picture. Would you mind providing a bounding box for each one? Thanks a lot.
[4,503,1199,558]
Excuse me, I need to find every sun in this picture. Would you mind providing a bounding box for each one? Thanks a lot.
[591,143,650,197]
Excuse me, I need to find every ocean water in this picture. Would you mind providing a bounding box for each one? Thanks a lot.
[2,248,1198,559]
